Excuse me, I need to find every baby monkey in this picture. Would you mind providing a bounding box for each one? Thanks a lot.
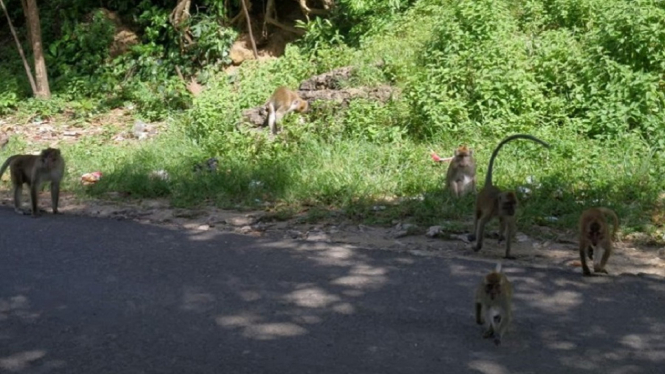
[445,145,476,198]
[474,262,513,346]
[578,207,619,276]
[266,86,309,135]
[0,147,65,217]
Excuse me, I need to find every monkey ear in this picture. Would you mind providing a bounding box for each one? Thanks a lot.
[469,150,474,156]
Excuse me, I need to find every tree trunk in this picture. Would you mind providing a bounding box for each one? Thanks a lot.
[23,0,50,98]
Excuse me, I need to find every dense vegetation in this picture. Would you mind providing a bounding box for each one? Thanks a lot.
[1,0,664,241]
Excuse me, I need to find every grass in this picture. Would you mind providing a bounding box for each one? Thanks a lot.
[4,114,657,242]
[1,0,664,244]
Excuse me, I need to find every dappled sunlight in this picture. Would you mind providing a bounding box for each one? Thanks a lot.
[528,290,583,314]
[467,360,509,374]
[283,286,342,308]
[216,313,308,341]
[326,250,390,292]
[309,245,358,267]
[620,333,665,361]
[0,294,60,372]
[330,273,387,289]
[0,295,41,322]
[1,208,664,372]
[449,262,481,277]
[187,229,223,242]
[180,286,216,312]
[0,350,47,372]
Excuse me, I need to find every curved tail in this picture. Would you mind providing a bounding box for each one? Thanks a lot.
[484,134,551,186]
[0,155,17,180]
[598,207,620,240]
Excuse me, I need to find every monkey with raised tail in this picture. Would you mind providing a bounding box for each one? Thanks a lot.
[468,134,550,259]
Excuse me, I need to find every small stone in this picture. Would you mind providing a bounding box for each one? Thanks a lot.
[426,226,442,238]
[287,230,304,239]
[306,230,330,242]
[238,226,253,234]
[393,230,409,239]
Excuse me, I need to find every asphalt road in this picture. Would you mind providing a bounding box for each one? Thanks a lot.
[1,209,664,374]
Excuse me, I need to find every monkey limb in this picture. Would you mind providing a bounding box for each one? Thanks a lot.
[467,134,550,259]
[474,262,513,346]
[266,86,309,135]
[0,148,65,217]
[578,207,619,276]
[445,145,476,198]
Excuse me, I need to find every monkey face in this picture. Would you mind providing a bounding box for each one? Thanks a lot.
[588,222,603,246]
[484,273,503,300]
[297,100,309,113]
[40,148,61,167]
[485,282,502,300]
[453,146,473,166]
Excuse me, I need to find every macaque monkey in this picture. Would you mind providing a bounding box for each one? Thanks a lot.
[0,148,65,217]
[266,86,309,135]
[474,262,513,346]
[445,145,476,197]
[578,207,619,276]
[468,134,550,259]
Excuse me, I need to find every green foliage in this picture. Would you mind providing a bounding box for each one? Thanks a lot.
[296,17,345,53]
[48,9,116,92]
[406,0,665,146]
[0,67,22,114]
[329,0,418,44]
[342,100,409,143]
[188,14,237,67]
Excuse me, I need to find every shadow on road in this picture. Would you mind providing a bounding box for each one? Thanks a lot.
[0,211,663,373]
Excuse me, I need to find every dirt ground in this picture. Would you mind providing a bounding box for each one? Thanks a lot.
[3,192,661,279]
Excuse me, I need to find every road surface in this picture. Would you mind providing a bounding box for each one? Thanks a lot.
[0,209,664,373]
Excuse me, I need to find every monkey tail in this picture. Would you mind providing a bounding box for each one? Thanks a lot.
[598,207,620,240]
[484,134,551,187]
[0,155,17,180]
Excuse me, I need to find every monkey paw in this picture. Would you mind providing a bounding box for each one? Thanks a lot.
[482,330,494,339]
[582,270,593,276]
[472,245,482,252]
[594,268,608,274]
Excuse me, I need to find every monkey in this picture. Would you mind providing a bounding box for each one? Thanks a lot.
[0,148,65,217]
[445,145,476,198]
[192,157,219,174]
[266,86,309,135]
[578,207,619,276]
[467,134,550,259]
[0,132,8,150]
[474,262,513,346]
